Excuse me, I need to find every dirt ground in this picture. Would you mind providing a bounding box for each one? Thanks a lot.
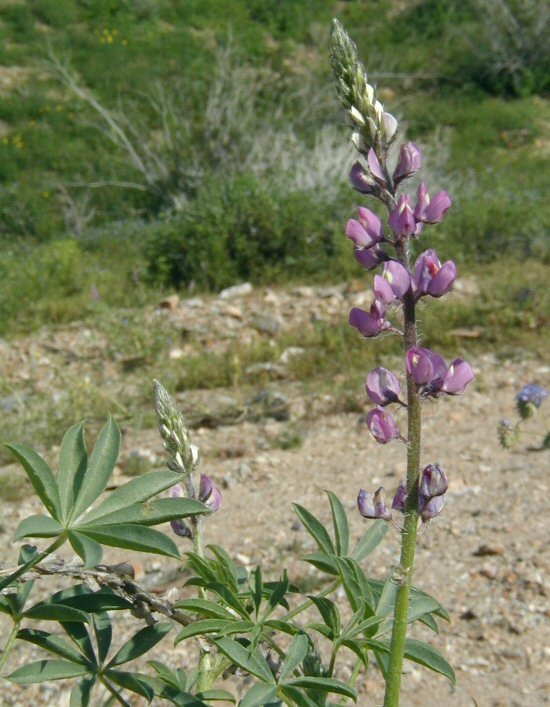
[0,283,548,706]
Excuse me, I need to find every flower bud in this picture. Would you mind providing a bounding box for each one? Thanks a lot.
[357,487,392,520]
[393,142,422,183]
[382,260,411,300]
[422,191,452,224]
[354,244,386,270]
[414,249,457,298]
[366,367,402,406]
[366,407,400,444]
[349,302,389,337]
[414,182,430,221]
[373,274,395,304]
[406,347,447,388]
[389,195,416,236]
[170,518,192,538]
[392,481,407,513]
[350,162,375,193]
[420,494,445,521]
[383,112,398,141]
[497,419,519,449]
[199,474,222,512]
[441,359,474,395]
[346,207,383,248]
[419,463,448,500]
[367,148,385,182]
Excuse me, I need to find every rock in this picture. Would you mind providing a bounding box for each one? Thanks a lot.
[245,362,287,379]
[224,305,243,320]
[292,286,315,298]
[236,462,252,481]
[219,282,252,300]
[183,297,204,308]
[279,346,305,364]
[479,564,498,580]
[169,348,184,360]
[474,544,505,557]
[251,313,282,335]
[159,294,180,310]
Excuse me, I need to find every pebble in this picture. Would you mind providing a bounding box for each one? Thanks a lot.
[158,294,179,309]
[251,313,282,335]
[219,282,253,299]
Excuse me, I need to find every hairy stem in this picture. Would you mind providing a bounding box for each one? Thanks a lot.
[383,242,421,707]
[192,515,212,693]
[0,621,20,674]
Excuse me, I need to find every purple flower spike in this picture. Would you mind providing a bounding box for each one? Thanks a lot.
[419,463,448,500]
[366,367,402,406]
[358,487,392,521]
[357,207,383,242]
[374,274,395,304]
[389,194,416,236]
[392,481,407,513]
[350,162,375,194]
[354,245,386,270]
[366,407,400,444]
[420,494,445,521]
[406,347,447,388]
[367,148,386,182]
[422,191,452,224]
[393,142,422,183]
[382,261,411,300]
[199,473,222,512]
[349,302,389,338]
[414,249,457,297]
[441,359,474,395]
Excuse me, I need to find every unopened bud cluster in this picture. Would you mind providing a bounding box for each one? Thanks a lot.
[153,379,199,475]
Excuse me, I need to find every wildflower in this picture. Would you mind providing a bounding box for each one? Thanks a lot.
[389,195,416,236]
[366,367,402,406]
[419,494,445,521]
[366,407,400,443]
[381,260,411,300]
[516,384,548,419]
[354,244,387,270]
[406,347,447,388]
[358,487,392,520]
[392,481,407,513]
[393,142,422,184]
[414,249,457,298]
[441,359,474,395]
[414,183,452,224]
[199,474,222,512]
[350,162,375,193]
[419,463,448,500]
[349,302,390,337]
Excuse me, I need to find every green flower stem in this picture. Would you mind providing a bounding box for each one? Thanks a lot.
[0,621,20,674]
[383,244,421,707]
[191,515,212,693]
[0,536,65,591]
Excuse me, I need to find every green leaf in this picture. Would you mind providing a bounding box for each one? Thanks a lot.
[250,565,263,615]
[13,515,63,541]
[175,620,232,643]
[293,504,334,555]
[279,633,309,682]
[58,421,88,522]
[404,638,456,684]
[214,637,275,684]
[92,612,112,663]
[23,604,89,623]
[61,622,96,664]
[208,545,239,593]
[79,524,180,559]
[268,570,290,611]
[240,684,280,707]
[326,490,349,555]
[376,574,398,619]
[340,639,369,669]
[108,622,172,667]
[407,593,445,625]
[419,612,440,634]
[68,531,103,568]
[70,676,95,707]
[5,444,61,520]
[197,689,236,702]
[17,629,91,665]
[309,596,340,638]
[7,659,90,683]
[71,416,121,521]
[336,557,373,612]
[78,498,208,528]
[285,676,357,699]
[81,471,188,523]
[107,670,154,701]
[351,519,388,561]
[302,552,339,575]
[279,686,318,707]
[61,590,131,613]
[174,598,235,621]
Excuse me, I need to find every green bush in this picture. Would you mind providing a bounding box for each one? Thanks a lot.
[145,174,352,290]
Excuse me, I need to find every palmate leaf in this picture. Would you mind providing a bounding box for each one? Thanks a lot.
[77,497,207,528]
[107,622,172,667]
[293,503,335,555]
[57,421,88,522]
[7,659,90,683]
[17,629,92,665]
[13,515,63,541]
[68,531,103,568]
[214,637,275,684]
[4,444,61,519]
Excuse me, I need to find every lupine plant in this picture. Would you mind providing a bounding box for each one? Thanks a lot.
[0,20,474,707]
[498,384,549,450]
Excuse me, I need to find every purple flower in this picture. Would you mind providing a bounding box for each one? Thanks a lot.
[366,407,400,444]
[516,384,548,409]
[349,302,389,337]
[350,162,375,194]
[382,260,411,300]
[383,112,398,141]
[441,359,474,395]
[199,474,222,512]
[354,245,386,270]
[392,481,407,513]
[170,518,192,538]
[346,207,383,248]
[393,142,422,184]
[420,494,445,521]
[419,463,448,500]
[373,274,395,304]
[422,191,452,224]
[414,249,457,297]
[406,347,447,388]
[367,148,386,182]
[366,367,402,406]
[414,182,430,221]
[358,487,392,521]
[389,194,416,236]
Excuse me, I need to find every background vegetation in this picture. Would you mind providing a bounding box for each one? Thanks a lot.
[0,0,548,333]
